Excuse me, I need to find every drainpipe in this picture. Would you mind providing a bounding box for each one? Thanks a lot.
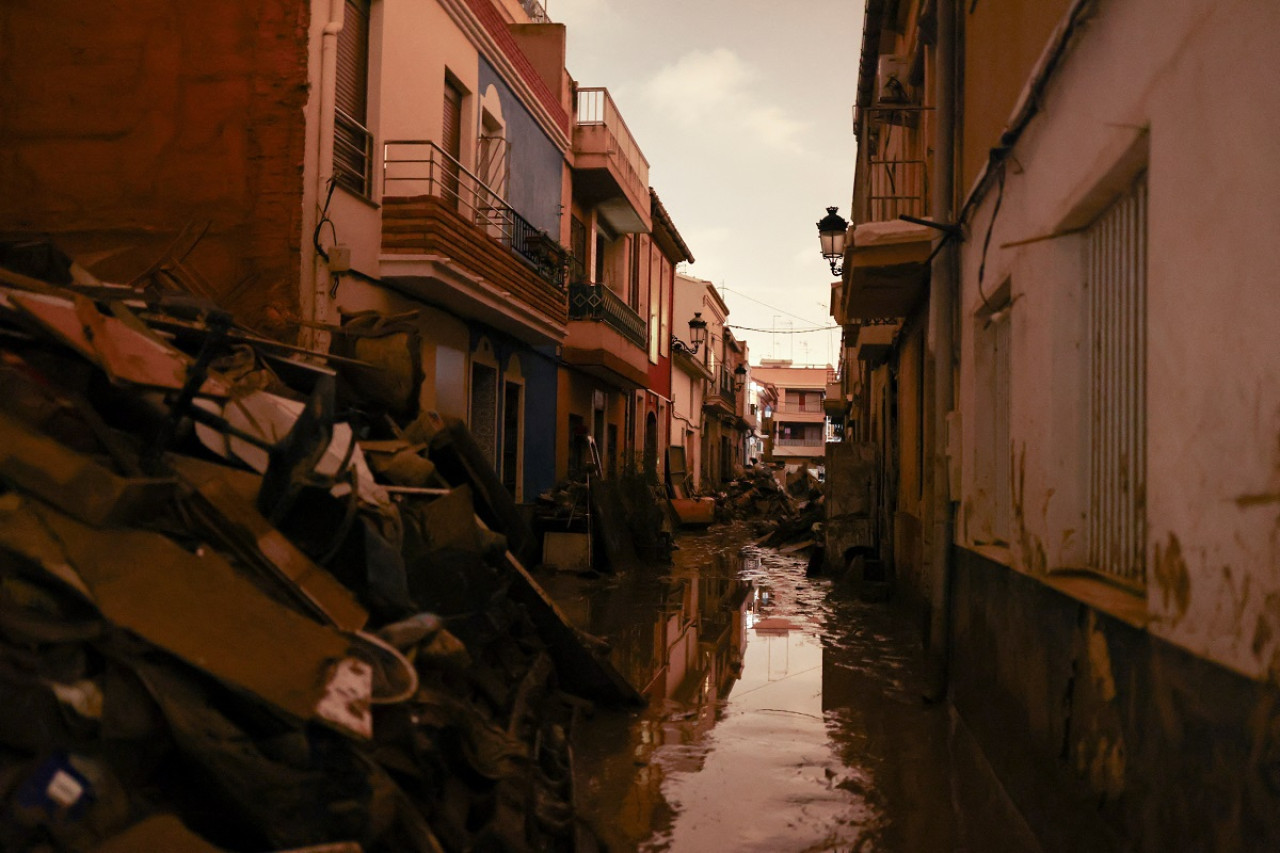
[925,0,957,702]
[307,0,346,348]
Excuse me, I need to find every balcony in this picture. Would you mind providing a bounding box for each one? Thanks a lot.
[824,376,847,417]
[775,436,826,448]
[568,282,645,346]
[702,367,738,419]
[853,319,900,366]
[865,157,927,222]
[773,436,826,459]
[519,0,550,22]
[841,219,933,322]
[777,401,825,414]
[379,141,568,343]
[573,88,651,233]
[564,281,650,389]
[844,156,932,321]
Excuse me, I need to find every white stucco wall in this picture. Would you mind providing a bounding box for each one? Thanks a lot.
[956,0,1280,681]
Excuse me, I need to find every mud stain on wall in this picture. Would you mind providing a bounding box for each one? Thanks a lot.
[1012,444,1047,574]
[1067,610,1126,800]
[1153,533,1191,620]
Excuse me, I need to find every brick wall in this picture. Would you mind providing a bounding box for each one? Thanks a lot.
[0,1,311,335]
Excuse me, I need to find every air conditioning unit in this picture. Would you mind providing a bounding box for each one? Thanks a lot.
[877,55,912,104]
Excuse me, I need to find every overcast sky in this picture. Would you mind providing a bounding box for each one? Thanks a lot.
[548,0,863,367]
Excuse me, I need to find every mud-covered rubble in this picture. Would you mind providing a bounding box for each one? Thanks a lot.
[0,241,632,852]
[691,464,827,571]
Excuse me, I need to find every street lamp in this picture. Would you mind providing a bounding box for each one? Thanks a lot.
[675,311,708,354]
[733,363,748,392]
[817,206,849,276]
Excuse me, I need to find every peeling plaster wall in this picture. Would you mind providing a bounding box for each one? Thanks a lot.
[0,0,311,335]
[952,548,1280,851]
[955,0,1280,683]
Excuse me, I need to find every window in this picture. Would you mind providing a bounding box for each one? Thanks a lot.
[469,338,499,469]
[974,290,1012,544]
[442,77,464,207]
[1086,173,1147,586]
[570,216,587,282]
[334,0,373,196]
[594,232,606,284]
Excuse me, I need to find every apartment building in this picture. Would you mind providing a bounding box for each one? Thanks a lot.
[300,0,576,503]
[751,361,829,475]
[0,0,698,504]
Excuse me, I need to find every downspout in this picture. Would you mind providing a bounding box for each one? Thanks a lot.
[925,0,958,701]
[308,0,346,347]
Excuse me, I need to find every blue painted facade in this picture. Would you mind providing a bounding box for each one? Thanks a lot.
[468,326,559,499]
[477,55,564,235]
[469,56,566,500]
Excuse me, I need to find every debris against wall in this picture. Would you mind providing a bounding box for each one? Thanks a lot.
[0,242,634,851]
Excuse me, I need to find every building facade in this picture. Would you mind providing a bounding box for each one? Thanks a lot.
[0,0,699,506]
[830,0,1280,848]
[752,361,829,475]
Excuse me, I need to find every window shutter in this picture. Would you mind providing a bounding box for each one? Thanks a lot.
[442,82,462,161]
[336,0,369,122]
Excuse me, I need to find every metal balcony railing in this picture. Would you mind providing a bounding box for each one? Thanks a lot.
[383,140,567,288]
[777,401,825,414]
[867,157,927,221]
[335,108,374,198]
[520,0,550,22]
[775,437,826,448]
[568,281,647,348]
[574,87,650,191]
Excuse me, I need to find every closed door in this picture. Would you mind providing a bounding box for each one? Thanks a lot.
[502,382,522,500]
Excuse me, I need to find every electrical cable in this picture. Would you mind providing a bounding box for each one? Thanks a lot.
[726,324,841,334]
[718,286,831,330]
[975,161,1006,314]
[313,177,339,262]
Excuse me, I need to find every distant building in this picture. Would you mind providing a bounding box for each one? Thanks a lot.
[750,361,829,475]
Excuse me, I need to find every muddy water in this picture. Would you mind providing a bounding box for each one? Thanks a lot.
[557,525,979,853]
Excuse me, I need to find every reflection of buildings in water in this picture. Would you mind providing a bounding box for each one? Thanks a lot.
[645,574,751,708]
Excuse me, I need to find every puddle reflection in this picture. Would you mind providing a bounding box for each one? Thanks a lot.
[563,524,969,852]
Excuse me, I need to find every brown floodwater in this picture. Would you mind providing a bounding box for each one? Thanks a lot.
[548,523,1003,853]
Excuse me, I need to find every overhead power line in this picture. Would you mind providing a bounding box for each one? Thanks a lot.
[726,324,841,334]
[719,286,830,329]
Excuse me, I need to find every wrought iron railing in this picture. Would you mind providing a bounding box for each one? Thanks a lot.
[568,281,647,348]
[383,140,567,288]
[335,108,374,197]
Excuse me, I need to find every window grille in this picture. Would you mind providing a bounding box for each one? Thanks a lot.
[1086,173,1147,586]
[334,0,373,196]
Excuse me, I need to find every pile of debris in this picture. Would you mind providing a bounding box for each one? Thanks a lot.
[705,464,826,568]
[0,242,637,852]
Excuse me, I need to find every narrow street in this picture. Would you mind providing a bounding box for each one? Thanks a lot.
[545,525,1030,853]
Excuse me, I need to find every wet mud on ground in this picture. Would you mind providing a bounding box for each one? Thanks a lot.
[542,523,1018,853]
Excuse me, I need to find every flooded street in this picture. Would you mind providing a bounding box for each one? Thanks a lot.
[547,524,997,853]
